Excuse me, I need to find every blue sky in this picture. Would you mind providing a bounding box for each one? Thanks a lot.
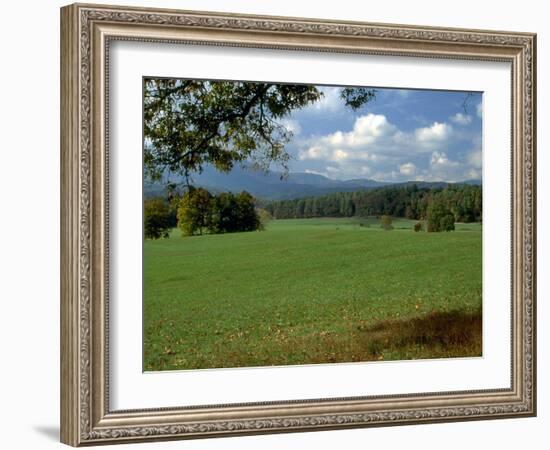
[278,86,482,182]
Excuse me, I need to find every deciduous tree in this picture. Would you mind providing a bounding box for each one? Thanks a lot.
[144,79,375,184]
[177,187,213,236]
[144,198,172,239]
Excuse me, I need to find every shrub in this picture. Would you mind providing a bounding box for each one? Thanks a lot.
[380,215,393,230]
[414,222,423,232]
[256,208,272,231]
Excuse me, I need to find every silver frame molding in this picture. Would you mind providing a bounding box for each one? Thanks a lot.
[60,3,536,446]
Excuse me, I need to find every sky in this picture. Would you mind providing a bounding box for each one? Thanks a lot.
[278,85,482,183]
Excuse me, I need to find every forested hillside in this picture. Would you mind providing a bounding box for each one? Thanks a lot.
[262,184,482,223]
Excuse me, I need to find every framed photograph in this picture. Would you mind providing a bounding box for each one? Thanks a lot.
[60,3,536,446]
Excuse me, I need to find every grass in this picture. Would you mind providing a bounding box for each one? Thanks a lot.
[143,217,482,371]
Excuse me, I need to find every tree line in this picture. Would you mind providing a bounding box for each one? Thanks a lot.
[261,184,482,230]
[145,188,270,239]
[145,184,482,239]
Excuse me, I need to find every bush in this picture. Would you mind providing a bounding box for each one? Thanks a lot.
[256,208,272,231]
[380,215,393,230]
[414,222,423,232]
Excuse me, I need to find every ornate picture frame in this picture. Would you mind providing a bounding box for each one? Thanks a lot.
[60,3,536,446]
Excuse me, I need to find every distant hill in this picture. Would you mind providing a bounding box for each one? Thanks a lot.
[144,165,481,201]
[460,179,484,186]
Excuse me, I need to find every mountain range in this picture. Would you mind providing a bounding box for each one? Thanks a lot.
[144,165,481,201]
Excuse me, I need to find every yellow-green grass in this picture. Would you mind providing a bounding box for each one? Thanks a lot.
[144,217,482,370]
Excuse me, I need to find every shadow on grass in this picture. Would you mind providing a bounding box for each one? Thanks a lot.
[264,308,483,366]
[146,309,482,370]
[352,309,482,361]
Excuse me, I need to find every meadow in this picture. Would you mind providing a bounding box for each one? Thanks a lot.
[143,217,482,371]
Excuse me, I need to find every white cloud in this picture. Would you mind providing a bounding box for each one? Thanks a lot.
[332,149,349,161]
[414,149,481,182]
[476,101,483,118]
[353,114,395,139]
[415,122,452,143]
[421,151,482,182]
[323,114,396,149]
[300,145,326,160]
[450,112,472,125]
[295,113,480,182]
[467,148,482,169]
[280,118,301,135]
[298,114,397,163]
[311,87,344,113]
[299,115,454,162]
[430,151,457,168]
[399,162,417,176]
[304,168,329,177]
[298,114,397,162]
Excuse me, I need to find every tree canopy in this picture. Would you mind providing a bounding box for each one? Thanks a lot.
[144,198,173,239]
[144,79,375,185]
[427,198,456,232]
[177,188,262,236]
[177,187,213,236]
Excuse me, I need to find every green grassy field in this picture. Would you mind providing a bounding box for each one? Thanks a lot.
[143,217,482,371]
